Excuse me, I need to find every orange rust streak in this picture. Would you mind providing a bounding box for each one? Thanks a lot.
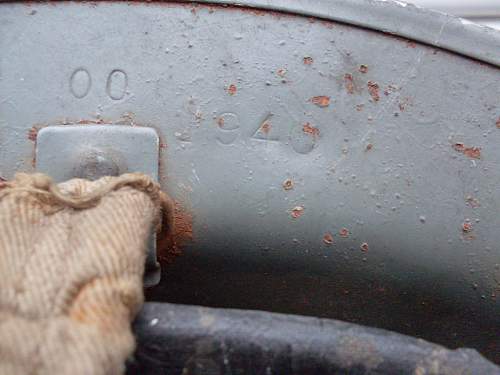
[157,201,193,264]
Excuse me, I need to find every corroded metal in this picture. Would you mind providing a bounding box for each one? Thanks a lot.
[1,0,500,364]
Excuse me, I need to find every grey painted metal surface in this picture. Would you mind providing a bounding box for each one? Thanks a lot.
[36,125,161,286]
[1,0,500,363]
[192,0,500,67]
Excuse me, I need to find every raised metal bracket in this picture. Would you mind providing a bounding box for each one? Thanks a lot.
[36,125,161,287]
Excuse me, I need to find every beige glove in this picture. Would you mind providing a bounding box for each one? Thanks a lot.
[0,173,172,375]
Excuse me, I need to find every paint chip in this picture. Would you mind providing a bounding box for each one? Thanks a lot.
[367,81,380,102]
[359,64,368,74]
[303,56,314,65]
[453,143,481,159]
[282,178,294,191]
[291,206,304,219]
[323,233,334,245]
[462,222,473,233]
[227,84,237,95]
[302,122,320,137]
[339,228,350,238]
[277,68,287,77]
[360,242,369,252]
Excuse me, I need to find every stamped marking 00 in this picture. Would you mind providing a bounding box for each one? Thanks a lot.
[70,68,91,99]
[70,68,128,100]
[106,70,128,100]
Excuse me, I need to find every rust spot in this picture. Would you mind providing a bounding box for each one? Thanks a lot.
[406,40,417,48]
[290,206,304,219]
[159,143,167,149]
[302,122,319,137]
[359,64,368,74]
[227,84,237,96]
[277,68,287,77]
[310,96,330,107]
[157,201,193,264]
[367,81,380,102]
[453,143,481,159]
[496,117,500,129]
[360,242,369,252]
[464,148,481,159]
[217,117,225,127]
[303,56,314,65]
[339,227,350,238]
[320,20,334,29]
[356,104,364,112]
[28,126,38,142]
[260,121,271,134]
[365,143,373,151]
[462,222,473,233]
[323,233,334,245]
[344,74,355,94]
[282,178,294,191]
